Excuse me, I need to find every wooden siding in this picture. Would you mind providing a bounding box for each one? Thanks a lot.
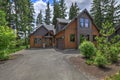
[30,36,43,48]
[55,30,65,49]
[64,19,77,49]
[92,23,99,35]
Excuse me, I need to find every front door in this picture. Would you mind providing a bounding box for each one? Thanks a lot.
[45,38,52,47]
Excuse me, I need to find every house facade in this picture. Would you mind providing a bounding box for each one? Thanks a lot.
[29,9,99,49]
[30,25,55,48]
[55,9,99,49]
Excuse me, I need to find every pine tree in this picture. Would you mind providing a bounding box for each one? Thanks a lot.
[52,0,61,25]
[69,2,80,20]
[44,2,51,25]
[36,10,43,26]
[59,0,67,18]
[90,0,103,29]
[91,0,120,28]
[0,0,12,27]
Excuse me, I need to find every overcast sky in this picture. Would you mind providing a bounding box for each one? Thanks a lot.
[31,0,120,23]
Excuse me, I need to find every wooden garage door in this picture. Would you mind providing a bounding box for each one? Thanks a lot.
[57,38,64,49]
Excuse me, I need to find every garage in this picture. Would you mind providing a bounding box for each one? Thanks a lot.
[56,38,64,49]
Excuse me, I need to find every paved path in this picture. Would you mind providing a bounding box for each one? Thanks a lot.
[0,49,91,80]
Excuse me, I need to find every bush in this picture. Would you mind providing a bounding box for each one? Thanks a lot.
[0,50,9,60]
[79,41,96,59]
[0,26,16,60]
[94,50,108,67]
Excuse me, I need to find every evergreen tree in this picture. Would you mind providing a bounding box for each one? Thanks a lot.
[69,2,80,20]
[44,2,51,25]
[59,0,67,18]
[91,0,120,28]
[0,0,12,27]
[90,0,103,29]
[0,10,7,26]
[36,10,43,26]
[52,0,61,25]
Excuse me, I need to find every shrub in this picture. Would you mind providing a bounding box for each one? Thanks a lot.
[94,50,108,67]
[0,50,9,60]
[0,26,16,60]
[79,41,96,59]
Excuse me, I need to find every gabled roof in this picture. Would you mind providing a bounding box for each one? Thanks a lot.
[30,24,55,36]
[58,9,99,33]
[56,18,71,24]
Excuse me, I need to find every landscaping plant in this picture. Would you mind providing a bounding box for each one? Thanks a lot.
[0,26,16,60]
[79,41,96,59]
[95,21,120,66]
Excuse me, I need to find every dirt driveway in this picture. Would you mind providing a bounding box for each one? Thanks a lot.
[0,49,95,80]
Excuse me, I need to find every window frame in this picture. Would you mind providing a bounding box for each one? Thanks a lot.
[34,38,42,44]
[85,18,89,28]
[80,18,90,28]
[80,18,84,27]
[70,34,75,42]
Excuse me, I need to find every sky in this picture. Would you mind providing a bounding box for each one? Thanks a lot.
[32,0,92,20]
[31,0,120,25]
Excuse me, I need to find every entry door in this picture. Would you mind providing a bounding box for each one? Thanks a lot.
[45,38,52,47]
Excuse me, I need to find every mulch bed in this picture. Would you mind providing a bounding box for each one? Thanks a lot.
[69,56,120,80]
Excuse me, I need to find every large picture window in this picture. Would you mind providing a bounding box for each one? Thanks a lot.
[80,18,90,28]
[70,34,75,42]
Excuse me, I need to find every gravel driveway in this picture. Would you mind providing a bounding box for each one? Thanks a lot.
[0,49,91,80]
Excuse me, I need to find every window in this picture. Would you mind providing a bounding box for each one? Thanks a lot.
[80,18,90,28]
[86,35,89,40]
[70,34,75,42]
[85,19,89,27]
[34,38,42,44]
[93,35,96,41]
[34,38,37,44]
[80,18,84,27]
[80,34,85,43]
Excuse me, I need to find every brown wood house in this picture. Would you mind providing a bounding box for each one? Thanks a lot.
[29,9,99,49]
[55,9,99,49]
[30,24,55,48]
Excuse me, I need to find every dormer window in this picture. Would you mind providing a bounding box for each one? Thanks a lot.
[80,18,90,28]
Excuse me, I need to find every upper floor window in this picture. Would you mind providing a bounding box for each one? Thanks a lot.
[80,18,90,28]
[85,19,89,27]
[80,18,84,27]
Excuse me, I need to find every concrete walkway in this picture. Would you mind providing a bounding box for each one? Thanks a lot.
[0,49,91,80]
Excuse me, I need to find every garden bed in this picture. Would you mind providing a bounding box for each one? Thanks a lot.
[69,56,120,80]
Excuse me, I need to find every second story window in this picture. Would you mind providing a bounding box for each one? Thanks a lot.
[85,19,89,27]
[80,18,84,27]
[80,18,90,28]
